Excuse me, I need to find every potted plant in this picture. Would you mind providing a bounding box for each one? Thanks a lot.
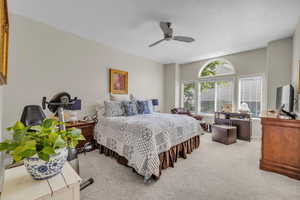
[0,118,85,180]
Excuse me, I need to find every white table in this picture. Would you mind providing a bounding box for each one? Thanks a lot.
[1,162,81,200]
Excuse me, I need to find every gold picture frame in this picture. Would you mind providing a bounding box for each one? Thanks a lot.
[0,0,9,85]
[109,69,128,94]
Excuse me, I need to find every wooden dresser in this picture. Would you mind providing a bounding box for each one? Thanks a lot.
[260,116,300,180]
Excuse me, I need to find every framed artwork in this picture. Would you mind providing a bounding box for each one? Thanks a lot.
[109,69,128,94]
[0,0,9,85]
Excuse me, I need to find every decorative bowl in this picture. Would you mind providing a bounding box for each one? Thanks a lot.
[24,148,68,180]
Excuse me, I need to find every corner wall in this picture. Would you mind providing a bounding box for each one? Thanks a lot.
[266,38,293,109]
[291,17,300,113]
[164,63,180,113]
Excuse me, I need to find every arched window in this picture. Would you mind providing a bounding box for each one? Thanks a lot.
[199,59,235,78]
[183,58,263,116]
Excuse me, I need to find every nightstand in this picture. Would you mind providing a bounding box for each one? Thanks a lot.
[66,120,97,152]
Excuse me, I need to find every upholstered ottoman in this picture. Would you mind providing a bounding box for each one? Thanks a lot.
[212,125,237,145]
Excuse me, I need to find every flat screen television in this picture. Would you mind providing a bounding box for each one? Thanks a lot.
[276,84,294,112]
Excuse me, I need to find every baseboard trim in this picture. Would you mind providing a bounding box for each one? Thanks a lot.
[260,159,300,180]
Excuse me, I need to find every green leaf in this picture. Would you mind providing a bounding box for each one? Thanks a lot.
[41,146,55,155]
[13,121,26,130]
[54,135,66,149]
[24,140,36,150]
[7,142,19,151]
[12,153,22,162]
[13,146,26,154]
[78,135,86,141]
[20,149,36,158]
[42,119,57,129]
[49,133,58,144]
[42,138,52,148]
[30,125,42,132]
[70,140,78,148]
[38,152,50,161]
[0,141,10,151]
[68,128,81,137]
[13,131,25,142]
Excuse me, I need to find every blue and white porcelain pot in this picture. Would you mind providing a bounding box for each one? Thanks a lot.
[24,148,68,180]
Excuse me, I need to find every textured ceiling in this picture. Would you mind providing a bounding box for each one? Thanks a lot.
[8,0,300,64]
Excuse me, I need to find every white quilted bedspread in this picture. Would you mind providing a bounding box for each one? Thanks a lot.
[94,113,201,180]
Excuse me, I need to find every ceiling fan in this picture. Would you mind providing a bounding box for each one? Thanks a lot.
[149,21,195,47]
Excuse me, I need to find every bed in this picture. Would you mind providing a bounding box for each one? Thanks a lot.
[94,112,201,181]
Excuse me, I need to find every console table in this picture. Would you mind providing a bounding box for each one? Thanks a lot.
[214,112,251,141]
[260,116,300,180]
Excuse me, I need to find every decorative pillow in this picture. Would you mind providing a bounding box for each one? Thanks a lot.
[143,101,151,114]
[136,100,145,114]
[147,100,154,113]
[122,101,138,116]
[104,101,124,117]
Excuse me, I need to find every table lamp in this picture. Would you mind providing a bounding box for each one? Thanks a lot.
[152,99,159,112]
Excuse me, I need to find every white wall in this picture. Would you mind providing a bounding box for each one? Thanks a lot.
[292,17,300,113]
[3,14,164,129]
[292,18,300,88]
[266,38,293,109]
[163,63,180,113]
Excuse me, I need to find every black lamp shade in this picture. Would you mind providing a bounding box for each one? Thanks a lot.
[152,99,159,106]
[69,99,81,110]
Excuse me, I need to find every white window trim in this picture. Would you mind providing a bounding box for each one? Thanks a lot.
[181,73,265,116]
[181,80,197,113]
[198,77,235,115]
[199,58,236,77]
[181,60,265,116]
[237,73,265,117]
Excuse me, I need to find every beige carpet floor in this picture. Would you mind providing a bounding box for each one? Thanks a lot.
[79,134,300,200]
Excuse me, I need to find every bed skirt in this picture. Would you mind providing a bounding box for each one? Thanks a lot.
[98,135,200,180]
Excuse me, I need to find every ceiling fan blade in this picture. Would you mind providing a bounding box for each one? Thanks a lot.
[160,22,173,35]
[149,39,166,47]
[173,36,195,42]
